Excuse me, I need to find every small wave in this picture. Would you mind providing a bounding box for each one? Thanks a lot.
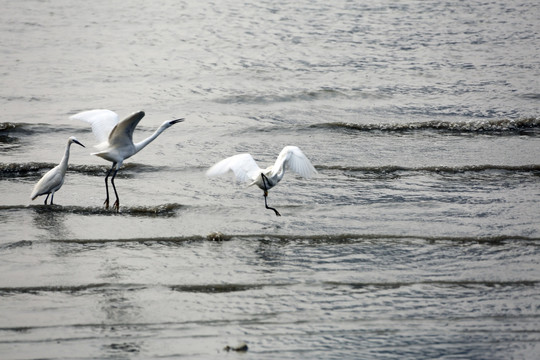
[0,283,144,296]
[0,162,169,178]
[313,117,540,134]
[0,162,109,178]
[324,280,540,290]
[1,279,536,297]
[0,204,183,217]
[170,283,263,293]
[317,164,540,175]
[0,122,22,132]
[0,282,267,295]
[32,203,183,217]
[50,233,540,245]
[68,163,168,177]
[0,122,79,137]
[520,93,540,100]
[0,162,55,178]
[123,203,183,217]
[0,122,84,134]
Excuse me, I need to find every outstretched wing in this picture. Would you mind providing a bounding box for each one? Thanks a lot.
[206,153,261,184]
[70,109,119,144]
[273,146,317,179]
[107,111,145,148]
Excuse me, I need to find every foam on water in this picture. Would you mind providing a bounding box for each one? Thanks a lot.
[0,162,170,178]
[313,117,540,134]
[0,203,184,217]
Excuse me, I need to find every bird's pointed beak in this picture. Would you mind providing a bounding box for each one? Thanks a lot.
[74,139,85,148]
[169,118,185,125]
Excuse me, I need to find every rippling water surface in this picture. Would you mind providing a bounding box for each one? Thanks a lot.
[1,0,539,359]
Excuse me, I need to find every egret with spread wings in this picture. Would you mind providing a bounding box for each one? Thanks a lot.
[71,109,184,211]
[206,146,317,216]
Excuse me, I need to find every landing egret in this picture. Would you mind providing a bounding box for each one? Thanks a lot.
[31,136,85,205]
[206,146,317,216]
[71,109,184,211]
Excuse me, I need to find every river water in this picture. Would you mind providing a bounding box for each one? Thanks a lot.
[1,0,539,359]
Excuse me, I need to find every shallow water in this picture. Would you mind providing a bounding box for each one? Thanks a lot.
[1,0,539,359]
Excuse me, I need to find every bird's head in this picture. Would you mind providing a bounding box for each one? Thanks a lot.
[69,136,85,148]
[163,118,185,127]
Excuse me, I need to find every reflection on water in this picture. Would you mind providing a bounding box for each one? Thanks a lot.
[32,206,71,239]
[98,290,144,359]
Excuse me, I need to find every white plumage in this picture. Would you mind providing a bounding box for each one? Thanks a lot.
[71,109,184,211]
[206,146,317,216]
[31,136,85,205]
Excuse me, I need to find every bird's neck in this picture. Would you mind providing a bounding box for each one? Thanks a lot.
[271,158,286,179]
[133,124,168,154]
[267,164,285,185]
[59,142,72,170]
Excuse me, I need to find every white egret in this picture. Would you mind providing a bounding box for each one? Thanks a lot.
[71,109,184,211]
[206,146,317,216]
[31,136,85,205]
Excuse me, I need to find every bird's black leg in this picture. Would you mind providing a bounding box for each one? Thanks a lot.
[44,194,50,205]
[110,168,120,212]
[261,174,281,217]
[104,163,116,209]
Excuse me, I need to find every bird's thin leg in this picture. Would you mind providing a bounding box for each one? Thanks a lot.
[261,174,281,217]
[50,192,54,205]
[104,163,116,209]
[111,168,120,212]
[44,194,50,205]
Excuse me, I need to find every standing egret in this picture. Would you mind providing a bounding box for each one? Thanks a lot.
[31,136,85,205]
[71,109,184,211]
[206,146,317,216]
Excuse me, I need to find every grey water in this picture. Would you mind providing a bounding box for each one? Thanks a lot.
[1,0,540,359]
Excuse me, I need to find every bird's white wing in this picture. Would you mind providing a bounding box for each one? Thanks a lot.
[70,109,119,144]
[206,153,261,184]
[108,111,145,148]
[273,146,317,179]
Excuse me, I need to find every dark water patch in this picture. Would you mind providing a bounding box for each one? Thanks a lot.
[0,134,20,146]
[312,117,540,135]
[0,162,170,178]
[0,240,33,250]
[170,283,264,293]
